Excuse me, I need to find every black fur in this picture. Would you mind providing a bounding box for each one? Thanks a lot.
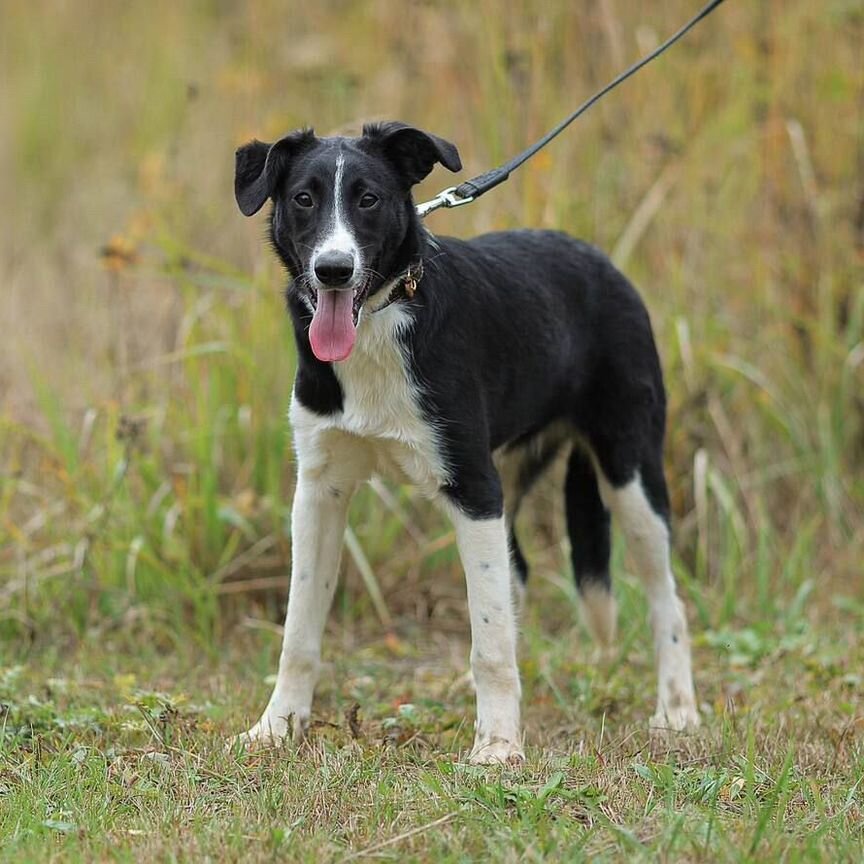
[235,123,672,597]
[565,447,612,593]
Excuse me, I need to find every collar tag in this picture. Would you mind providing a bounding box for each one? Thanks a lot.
[403,263,421,299]
[370,260,424,315]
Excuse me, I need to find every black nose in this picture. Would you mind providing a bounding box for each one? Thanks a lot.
[314,251,355,287]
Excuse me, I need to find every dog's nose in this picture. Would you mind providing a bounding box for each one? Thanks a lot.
[314,251,355,287]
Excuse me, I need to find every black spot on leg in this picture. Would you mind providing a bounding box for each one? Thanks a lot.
[672,633,679,644]
[479,561,490,571]
[300,572,309,582]
[483,616,489,624]
[325,581,331,590]
[328,486,342,499]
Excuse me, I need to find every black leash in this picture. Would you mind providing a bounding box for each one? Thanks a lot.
[416,0,728,218]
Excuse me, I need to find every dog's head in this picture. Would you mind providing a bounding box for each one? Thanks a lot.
[234,122,461,362]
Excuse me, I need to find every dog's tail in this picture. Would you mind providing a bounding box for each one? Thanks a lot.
[564,447,617,650]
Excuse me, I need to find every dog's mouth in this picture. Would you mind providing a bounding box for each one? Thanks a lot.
[308,281,370,322]
[307,279,371,363]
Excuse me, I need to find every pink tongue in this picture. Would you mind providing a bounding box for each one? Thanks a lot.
[309,289,357,362]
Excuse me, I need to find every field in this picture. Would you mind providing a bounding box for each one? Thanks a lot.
[1,0,863,860]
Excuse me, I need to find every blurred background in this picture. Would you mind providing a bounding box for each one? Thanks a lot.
[1,0,862,651]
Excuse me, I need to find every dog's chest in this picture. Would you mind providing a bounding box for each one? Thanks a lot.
[314,307,447,494]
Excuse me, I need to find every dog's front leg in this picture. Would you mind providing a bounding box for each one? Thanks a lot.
[451,507,525,765]
[240,470,355,744]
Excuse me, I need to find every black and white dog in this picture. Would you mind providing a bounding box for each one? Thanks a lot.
[233,121,698,763]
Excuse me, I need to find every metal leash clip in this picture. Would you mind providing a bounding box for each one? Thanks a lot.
[415,186,475,218]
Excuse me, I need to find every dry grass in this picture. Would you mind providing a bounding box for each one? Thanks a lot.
[1,0,863,860]
[2,587,862,861]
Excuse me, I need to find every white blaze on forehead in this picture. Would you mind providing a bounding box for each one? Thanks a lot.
[313,153,359,266]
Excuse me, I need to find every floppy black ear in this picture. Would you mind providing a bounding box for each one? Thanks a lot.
[234,130,315,217]
[362,122,462,186]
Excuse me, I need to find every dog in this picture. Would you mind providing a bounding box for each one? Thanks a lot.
[233,121,699,763]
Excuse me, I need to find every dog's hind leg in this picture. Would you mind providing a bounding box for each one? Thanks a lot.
[238,416,371,745]
[564,446,617,656]
[595,453,699,731]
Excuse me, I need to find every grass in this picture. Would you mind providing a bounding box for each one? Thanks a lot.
[2,585,863,862]
[2,0,863,860]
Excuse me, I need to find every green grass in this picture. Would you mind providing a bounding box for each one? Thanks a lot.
[2,590,863,862]
[2,0,863,860]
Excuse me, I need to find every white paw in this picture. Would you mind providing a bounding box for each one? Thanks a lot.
[231,709,308,749]
[649,703,701,732]
[469,737,525,765]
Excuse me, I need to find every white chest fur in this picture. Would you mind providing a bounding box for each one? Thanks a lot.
[290,306,449,497]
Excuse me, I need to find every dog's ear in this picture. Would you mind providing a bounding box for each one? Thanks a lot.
[362,122,461,186]
[234,130,315,217]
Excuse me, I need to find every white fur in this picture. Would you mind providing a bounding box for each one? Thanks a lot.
[241,303,455,744]
[579,581,618,654]
[595,470,699,730]
[240,457,363,743]
[447,508,524,764]
[493,444,533,607]
[242,303,526,761]
[327,304,449,496]
[311,153,359,276]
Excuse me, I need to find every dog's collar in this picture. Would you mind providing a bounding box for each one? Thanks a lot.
[370,260,424,314]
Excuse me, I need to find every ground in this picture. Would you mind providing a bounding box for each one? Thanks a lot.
[3,572,862,863]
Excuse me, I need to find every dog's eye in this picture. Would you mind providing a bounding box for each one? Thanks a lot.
[293,192,314,208]
[358,193,379,209]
